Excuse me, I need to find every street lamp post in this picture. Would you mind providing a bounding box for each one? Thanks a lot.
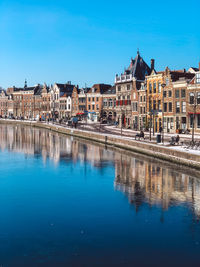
[161,83,166,144]
[121,111,123,136]
[192,91,198,144]
[149,95,152,141]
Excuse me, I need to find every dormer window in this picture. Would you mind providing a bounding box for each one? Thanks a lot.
[197,73,200,84]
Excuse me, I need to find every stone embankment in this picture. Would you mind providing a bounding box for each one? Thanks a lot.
[1,119,200,170]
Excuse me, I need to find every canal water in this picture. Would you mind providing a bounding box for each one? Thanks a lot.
[0,124,200,267]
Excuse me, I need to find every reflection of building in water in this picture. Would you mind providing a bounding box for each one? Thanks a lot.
[114,153,200,217]
[0,124,115,167]
[1,124,200,217]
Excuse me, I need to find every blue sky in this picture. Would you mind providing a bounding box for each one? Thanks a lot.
[0,0,199,88]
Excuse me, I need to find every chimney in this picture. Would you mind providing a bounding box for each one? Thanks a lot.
[151,59,155,70]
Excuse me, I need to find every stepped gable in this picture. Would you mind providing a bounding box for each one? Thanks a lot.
[125,51,151,81]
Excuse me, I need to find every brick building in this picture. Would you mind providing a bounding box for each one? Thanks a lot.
[102,86,116,122]
[187,67,200,133]
[115,51,151,129]
[146,67,195,133]
[86,84,112,120]
[0,89,8,117]
[51,82,74,119]
[138,82,147,130]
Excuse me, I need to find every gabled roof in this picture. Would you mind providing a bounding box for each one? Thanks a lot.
[169,70,195,82]
[88,84,112,94]
[0,89,7,96]
[103,85,116,95]
[125,51,151,80]
[55,83,75,97]
[188,67,199,73]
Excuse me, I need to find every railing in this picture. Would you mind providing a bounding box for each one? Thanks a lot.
[115,74,133,83]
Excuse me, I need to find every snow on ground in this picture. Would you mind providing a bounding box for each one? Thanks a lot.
[169,145,200,155]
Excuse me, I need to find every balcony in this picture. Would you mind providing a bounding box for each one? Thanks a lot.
[115,74,133,84]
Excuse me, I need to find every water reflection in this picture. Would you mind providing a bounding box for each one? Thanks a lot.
[115,154,200,219]
[1,124,200,220]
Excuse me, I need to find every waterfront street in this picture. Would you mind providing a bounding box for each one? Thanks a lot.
[1,119,200,167]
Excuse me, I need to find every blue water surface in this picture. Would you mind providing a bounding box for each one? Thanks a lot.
[0,124,200,267]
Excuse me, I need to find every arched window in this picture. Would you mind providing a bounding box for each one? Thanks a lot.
[190,93,194,104]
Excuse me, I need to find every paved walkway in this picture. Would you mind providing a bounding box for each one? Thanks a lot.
[1,119,200,155]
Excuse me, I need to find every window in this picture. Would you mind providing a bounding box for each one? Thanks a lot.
[164,103,167,112]
[92,104,95,110]
[196,73,200,84]
[103,99,107,107]
[197,115,200,128]
[118,86,121,92]
[88,104,91,110]
[158,83,161,93]
[182,102,186,113]
[88,97,91,102]
[175,89,179,98]
[96,104,99,110]
[166,78,169,86]
[140,107,143,114]
[127,84,130,90]
[176,102,180,113]
[143,107,146,113]
[140,96,142,102]
[122,95,125,105]
[197,93,200,104]
[169,102,172,112]
[168,90,172,97]
[153,82,156,93]
[163,91,167,97]
[96,97,99,102]
[92,97,95,102]
[149,83,152,93]
[158,100,161,110]
[190,93,194,104]
[132,102,138,111]
[181,89,185,98]
[153,100,156,110]
[144,96,146,102]
[109,99,113,107]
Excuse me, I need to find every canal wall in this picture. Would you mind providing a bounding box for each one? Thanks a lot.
[1,120,200,170]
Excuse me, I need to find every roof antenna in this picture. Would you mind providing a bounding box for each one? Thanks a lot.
[137,48,140,55]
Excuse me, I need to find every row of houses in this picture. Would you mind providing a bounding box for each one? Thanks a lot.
[0,82,115,122]
[0,51,200,133]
